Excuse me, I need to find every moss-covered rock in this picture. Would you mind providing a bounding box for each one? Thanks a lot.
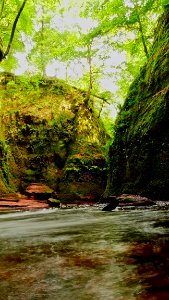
[0,75,108,199]
[59,101,107,199]
[105,6,169,200]
[0,137,17,194]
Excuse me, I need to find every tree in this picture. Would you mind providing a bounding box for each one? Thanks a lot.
[79,0,164,111]
[0,0,27,62]
[28,1,62,76]
[0,0,165,120]
[83,0,162,58]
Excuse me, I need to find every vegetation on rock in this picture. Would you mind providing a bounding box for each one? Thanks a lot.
[105,5,169,199]
[0,74,108,200]
[0,1,168,202]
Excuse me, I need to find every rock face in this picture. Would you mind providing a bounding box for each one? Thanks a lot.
[0,76,108,200]
[105,6,169,200]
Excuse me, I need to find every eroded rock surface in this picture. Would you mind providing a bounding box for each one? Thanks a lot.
[105,6,169,200]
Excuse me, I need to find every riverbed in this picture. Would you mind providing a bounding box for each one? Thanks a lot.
[0,206,169,300]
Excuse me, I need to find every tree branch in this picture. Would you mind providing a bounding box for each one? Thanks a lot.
[85,43,93,106]
[0,0,5,60]
[91,93,110,104]
[2,0,27,61]
[98,99,104,118]
[136,11,149,59]
[0,0,5,20]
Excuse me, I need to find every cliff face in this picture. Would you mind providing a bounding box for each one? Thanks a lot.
[106,6,169,199]
[0,75,107,200]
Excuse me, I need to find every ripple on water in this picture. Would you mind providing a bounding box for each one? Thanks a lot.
[0,207,168,299]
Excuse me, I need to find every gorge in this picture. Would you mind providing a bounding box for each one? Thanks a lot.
[0,3,169,300]
[0,5,169,205]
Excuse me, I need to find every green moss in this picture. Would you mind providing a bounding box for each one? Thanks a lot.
[0,138,16,194]
[106,6,169,199]
[0,73,108,198]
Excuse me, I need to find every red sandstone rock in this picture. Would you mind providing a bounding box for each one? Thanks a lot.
[117,194,156,206]
[0,194,49,211]
[25,183,53,200]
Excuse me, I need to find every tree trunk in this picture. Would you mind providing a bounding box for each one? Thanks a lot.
[0,0,27,62]
[85,43,93,106]
[137,12,149,59]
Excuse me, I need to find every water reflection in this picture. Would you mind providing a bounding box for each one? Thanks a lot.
[0,207,168,299]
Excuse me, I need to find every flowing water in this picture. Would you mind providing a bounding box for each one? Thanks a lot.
[0,206,169,300]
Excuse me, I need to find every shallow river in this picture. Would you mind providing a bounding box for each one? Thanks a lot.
[0,206,169,300]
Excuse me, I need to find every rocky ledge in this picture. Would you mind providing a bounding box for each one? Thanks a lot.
[102,194,157,211]
[117,194,156,207]
[0,192,168,212]
[0,194,49,211]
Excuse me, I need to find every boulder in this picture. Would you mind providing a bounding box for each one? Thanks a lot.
[25,183,53,200]
[47,198,60,207]
[102,197,119,211]
[102,194,156,210]
[117,194,156,207]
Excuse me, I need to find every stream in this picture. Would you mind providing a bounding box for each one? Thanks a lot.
[0,206,169,300]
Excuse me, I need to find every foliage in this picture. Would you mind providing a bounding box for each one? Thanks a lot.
[0,136,17,193]
[0,3,168,199]
[0,0,30,64]
[0,0,167,133]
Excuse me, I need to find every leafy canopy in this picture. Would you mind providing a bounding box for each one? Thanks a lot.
[0,0,167,127]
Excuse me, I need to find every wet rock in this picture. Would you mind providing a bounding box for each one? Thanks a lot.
[25,183,53,200]
[0,193,20,202]
[102,197,119,211]
[80,194,97,202]
[47,198,61,207]
[102,194,156,210]
[117,194,156,207]
[0,194,49,210]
